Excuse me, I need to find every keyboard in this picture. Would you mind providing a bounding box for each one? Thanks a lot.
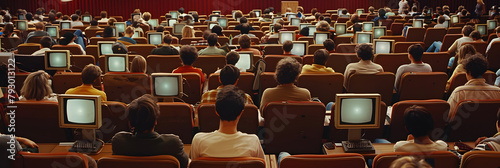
[341,140,375,153]
[72,140,97,150]
[68,139,104,154]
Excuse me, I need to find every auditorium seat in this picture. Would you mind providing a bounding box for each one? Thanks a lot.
[52,45,84,55]
[372,151,459,168]
[394,42,425,53]
[263,44,284,55]
[335,44,357,53]
[217,36,230,45]
[390,23,404,36]
[231,36,260,45]
[110,16,123,22]
[197,104,259,134]
[461,41,488,56]
[98,101,128,142]
[179,73,202,105]
[379,36,406,43]
[302,55,314,64]
[146,55,182,73]
[447,27,462,34]
[85,28,104,38]
[102,73,151,104]
[487,33,497,44]
[180,37,203,45]
[405,27,426,42]
[98,155,179,168]
[59,29,79,38]
[307,44,323,55]
[298,36,315,46]
[397,72,448,101]
[127,44,157,57]
[221,30,240,37]
[461,151,500,168]
[259,72,279,96]
[72,25,87,31]
[347,72,395,105]
[16,43,41,54]
[14,152,90,168]
[208,73,254,95]
[283,25,299,31]
[190,157,265,168]
[52,72,102,94]
[330,102,387,142]
[439,34,463,52]
[132,37,147,44]
[89,37,117,45]
[192,55,226,74]
[249,30,265,39]
[280,154,366,168]
[297,73,344,105]
[373,53,411,74]
[26,36,44,44]
[333,36,352,48]
[263,55,302,72]
[1,37,22,50]
[327,53,360,74]
[266,37,279,44]
[486,41,500,71]
[85,45,99,61]
[446,72,467,98]
[388,100,450,142]
[98,55,137,72]
[263,101,325,154]
[447,99,500,142]
[423,28,447,49]
[421,52,450,72]
[156,102,194,144]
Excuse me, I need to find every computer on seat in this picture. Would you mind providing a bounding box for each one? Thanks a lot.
[373,39,395,54]
[150,73,184,101]
[105,54,129,73]
[235,51,254,71]
[373,26,387,39]
[98,41,115,57]
[148,32,163,45]
[279,31,295,44]
[44,50,71,71]
[291,41,308,56]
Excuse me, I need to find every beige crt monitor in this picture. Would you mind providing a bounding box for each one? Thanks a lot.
[148,32,164,45]
[354,32,373,44]
[44,50,71,70]
[314,32,330,44]
[334,23,347,35]
[279,31,296,44]
[373,39,395,54]
[60,21,72,30]
[173,23,186,35]
[487,20,498,30]
[451,15,459,24]
[412,19,424,28]
[97,41,115,57]
[362,22,374,32]
[372,26,387,39]
[475,24,488,35]
[169,11,179,19]
[356,9,365,15]
[253,9,262,17]
[235,51,254,71]
[291,41,308,56]
[82,15,92,22]
[104,54,129,73]
[15,20,28,31]
[113,22,126,33]
[45,26,60,38]
[299,23,311,30]
[150,73,184,99]
[212,10,222,15]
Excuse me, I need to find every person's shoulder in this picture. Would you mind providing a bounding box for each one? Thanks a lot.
[111,131,132,142]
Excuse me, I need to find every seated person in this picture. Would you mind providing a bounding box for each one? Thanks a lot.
[201,65,253,104]
[111,94,188,168]
[470,30,483,42]
[474,110,500,151]
[214,51,245,73]
[447,54,500,116]
[446,44,477,89]
[59,32,86,55]
[295,27,309,40]
[150,35,180,55]
[394,105,448,152]
[323,39,335,53]
[234,17,255,33]
[130,55,147,73]
[344,44,384,86]
[372,8,387,26]
[235,34,263,55]
[282,40,294,55]
[486,27,500,53]
[31,36,53,56]
[85,20,100,31]
[434,16,446,28]
[192,30,210,46]
[260,57,311,112]
[65,64,107,101]
[98,11,109,23]
[182,25,195,38]
[112,42,128,54]
[70,14,84,28]
[24,22,55,44]
[234,23,256,38]
[448,25,474,56]
[211,25,224,37]
[173,45,206,84]
[261,23,282,43]
[316,21,331,32]
[394,44,432,89]
[191,85,264,159]
[198,33,226,55]
[117,26,137,45]
[390,156,432,168]
[302,49,335,73]
[19,70,57,101]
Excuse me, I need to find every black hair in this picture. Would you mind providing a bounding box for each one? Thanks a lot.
[207,33,218,46]
[226,51,240,65]
[179,45,198,65]
[40,36,53,48]
[275,57,301,84]
[103,26,114,37]
[211,25,223,36]
[408,44,424,62]
[127,94,159,134]
[300,27,309,36]
[314,49,329,65]
[404,105,434,137]
[355,44,374,60]
[220,65,240,85]
[215,85,245,121]
[464,54,488,78]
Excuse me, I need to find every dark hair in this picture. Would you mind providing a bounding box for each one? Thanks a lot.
[238,34,251,49]
[226,51,240,65]
[127,94,159,134]
[75,9,82,16]
[40,36,53,48]
[462,25,474,36]
[300,27,309,36]
[34,22,44,30]
[240,23,252,34]
[156,26,165,32]
[2,24,13,37]
[408,44,424,62]
[324,17,332,24]
[71,14,79,21]
[81,64,102,84]
[56,12,62,19]
[59,32,75,45]
[163,34,173,44]
[464,54,488,78]
[202,30,211,40]
[90,20,98,26]
[355,44,374,60]
[240,16,248,24]
[207,33,218,46]
[315,13,322,20]
[100,11,107,18]
[215,85,245,121]
[342,9,348,15]
[275,57,301,84]
[497,26,500,34]
[179,45,198,65]
[26,12,33,21]
[220,65,240,85]
[192,13,199,22]
[282,40,293,52]
[3,14,11,22]
[378,8,386,17]
[437,16,445,24]
[212,25,223,36]
[404,105,434,137]
[323,39,335,51]
[178,7,185,14]
[469,30,481,40]
[48,13,56,23]
[314,49,329,65]
[103,26,114,37]
[311,8,318,15]
[444,10,450,16]
[274,23,283,32]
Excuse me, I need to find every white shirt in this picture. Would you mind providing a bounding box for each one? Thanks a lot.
[344,60,384,86]
[31,48,50,56]
[190,131,265,160]
[394,63,433,89]
[447,78,500,117]
[394,140,448,152]
[71,21,84,28]
[487,37,500,52]
[398,0,409,14]
[98,18,109,23]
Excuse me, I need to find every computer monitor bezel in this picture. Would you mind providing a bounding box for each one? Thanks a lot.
[279,31,296,44]
[217,17,228,28]
[356,9,365,15]
[209,14,221,22]
[113,22,127,33]
[362,22,375,32]
[131,13,142,22]
[290,18,301,26]
[334,93,381,130]
[253,9,262,17]
[167,18,178,27]
[290,41,308,56]
[354,32,373,44]
[60,21,72,30]
[373,39,395,54]
[18,14,26,20]
[212,10,222,15]
[15,20,28,31]
[307,25,317,36]
[58,94,102,129]
[173,23,186,35]
[451,15,459,24]
[235,51,255,71]
[372,26,387,39]
[97,41,115,57]
[132,31,140,38]
[487,20,498,30]
[299,23,312,30]
[208,22,219,30]
[44,50,71,70]
[273,17,283,25]
[148,19,159,29]
[334,23,347,35]
[81,15,92,22]
[169,11,179,19]
[45,26,60,38]
[148,32,164,45]
[104,54,129,73]
[313,32,330,44]
[412,19,424,28]
[475,24,488,35]
[150,73,184,98]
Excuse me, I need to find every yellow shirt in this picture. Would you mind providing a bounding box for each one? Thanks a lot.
[65,84,107,101]
[301,64,335,74]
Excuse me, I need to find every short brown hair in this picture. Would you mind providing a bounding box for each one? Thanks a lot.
[107,17,117,26]
[226,51,240,65]
[437,16,445,24]
[220,65,240,85]
[82,64,102,84]
[462,25,474,36]
[313,49,329,65]
[311,8,318,15]
[131,56,147,73]
[234,11,243,19]
[207,33,218,46]
[457,44,477,64]
[125,26,134,35]
[464,54,488,78]
[323,39,335,51]
[469,30,481,40]
[100,11,107,18]
[356,44,374,60]
[34,22,44,30]
[282,40,293,52]
[238,34,251,49]
[179,45,198,65]
[163,34,173,44]
[20,70,53,101]
[142,12,151,21]
[275,57,302,84]
[127,94,159,133]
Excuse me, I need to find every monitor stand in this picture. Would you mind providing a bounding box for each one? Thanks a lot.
[69,129,104,154]
[341,129,375,153]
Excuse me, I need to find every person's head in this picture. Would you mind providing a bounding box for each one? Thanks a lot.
[311,8,318,15]
[297,6,304,13]
[107,17,117,26]
[403,9,409,15]
[324,17,332,24]
[313,49,329,65]
[316,21,330,32]
[355,44,374,61]
[248,11,256,18]
[239,16,248,24]
[274,23,283,32]
[179,45,198,66]
[461,9,468,16]
[404,105,433,138]
[378,8,386,17]
[462,25,474,36]
[342,9,348,15]
[220,65,240,85]
[300,27,309,36]
[132,21,140,28]
[412,6,417,12]
[26,12,33,21]
[349,14,359,23]
[207,33,218,46]
[124,26,134,37]
[437,16,445,24]
[100,11,107,19]
[212,25,223,36]
[40,36,53,49]
[323,39,335,52]
[234,11,243,19]
[438,10,444,16]
[215,85,245,122]
[103,26,114,37]
[408,44,424,62]
[369,6,375,13]
[496,26,500,35]
[90,20,98,26]
[4,14,11,22]
[127,94,159,133]
[469,30,481,40]
[201,30,210,40]
[238,34,251,49]
[131,56,147,73]
[477,0,484,4]
[142,12,151,21]
[286,8,292,13]
[71,14,79,21]
[314,13,322,21]
[182,26,194,38]
[56,12,62,19]
[2,24,13,37]
[464,54,488,79]
[226,51,240,65]
[112,42,128,54]
[444,10,450,16]
[34,22,44,31]
[81,64,102,84]
[457,44,477,64]
[20,70,53,101]
[163,34,173,44]
[275,57,301,84]
[390,156,432,168]
[192,13,199,22]
[60,32,76,45]
[282,40,293,53]
[178,7,185,14]
[156,26,165,32]
[75,9,81,16]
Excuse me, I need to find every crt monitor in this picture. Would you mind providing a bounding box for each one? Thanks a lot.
[105,54,129,73]
[45,26,59,38]
[132,31,140,38]
[114,22,126,33]
[451,15,459,24]
[169,11,178,19]
[217,17,228,28]
[273,17,282,25]
[150,73,183,98]
[373,26,387,39]
[148,32,163,45]
[412,19,423,28]
[363,22,374,31]
[98,41,115,56]
[44,50,71,70]
[475,24,487,35]
[82,15,92,22]
[209,22,219,29]
[58,94,102,129]
[60,21,71,29]
[16,20,28,31]
[357,9,364,15]
[291,41,308,56]
[210,15,220,22]
[354,32,373,44]
[291,18,300,26]
[334,23,347,35]
[443,20,450,28]
[148,19,159,28]
[299,23,311,30]
[308,25,316,36]
[334,93,381,130]
[287,14,296,21]
[314,32,329,44]
[18,14,26,20]
[173,23,186,35]
[213,10,222,15]
[279,31,295,44]
[168,18,177,27]
[373,39,395,54]
[111,26,118,37]
[488,20,497,30]
[131,13,141,22]
[253,9,262,17]
[235,51,254,71]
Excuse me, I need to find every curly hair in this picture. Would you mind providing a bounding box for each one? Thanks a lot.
[274,57,302,84]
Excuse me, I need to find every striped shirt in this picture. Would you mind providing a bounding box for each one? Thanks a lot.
[201,86,254,104]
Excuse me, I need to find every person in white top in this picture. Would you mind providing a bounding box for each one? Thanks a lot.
[98,11,109,23]
[486,27,500,52]
[190,85,265,160]
[433,16,446,28]
[398,0,409,14]
[31,36,53,56]
[19,70,58,102]
[394,106,448,152]
[394,44,432,90]
[70,14,84,28]
[344,44,384,87]
[448,25,474,56]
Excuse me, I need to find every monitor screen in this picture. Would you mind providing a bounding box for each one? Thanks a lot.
[99,42,114,56]
[287,14,296,21]
[374,41,393,54]
[114,22,126,33]
[300,23,310,30]
[210,15,220,22]
[451,15,459,23]
[65,99,96,124]
[363,22,374,31]
[373,27,386,39]
[443,20,450,28]
[154,76,180,96]
[339,98,375,124]
[291,18,300,26]
[273,17,282,25]
[132,13,141,22]
[112,27,117,37]
[488,20,497,30]
[477,25,487,35]
[357,9,364,15]
[235,52,252,70]
[291,42,306,56]
[46,26,58,38]
[314,33,328,44]
[280,32,294,44]
[217,18,227,28]
[132,31,139,38]
[335,24,346,34]
[174,24,185,34]
[82,15,91,22]
[413,20,423,28]
[48,52,68,68]
[254,10,261,17]
[107,55,128,72]
[18,14,25,20]
[148,19,158,28]
[308,25,316,36]
[170,11,178,19]
[61,22,71,29]
[356,33,372,44]
[148,33,163,45]
[209,23,218,29]
[16,21,27,30]
[213,11,221,15]
[168,19,177,27]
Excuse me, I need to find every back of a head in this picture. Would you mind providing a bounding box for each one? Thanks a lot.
[469,30,481,40]
[378,8,386,17]
[103,26,114,37]
[316,21,330,31]
[240,16,248,24]
[20,70,52,101]
[220,65,240,85]
[179,45,198,65]
[240,23,251,34]
[56,12,62,19]
[464,54,488,78]
[202,30,211,40]
[300,27,310,36]
[274,23,283,31]
[127,94,159,133]
[40,36,53,48]
[462,25,474,36]
[457,44,477,64]
[216,85,245,121]
[311,8,318,15]
[356,44,374,61]
[437,16,445,24]
[234,11,243,20]
[314,13,322,20]
[182,26,194,38]
[408,44,424,62]
[282,40,293,53]
[497,26,500,34]
[238,34,251,49]
[226,51,240,65]
[163,34,173,44]
[207,33,218,46]
[81,64,102,84]
[90,20,98,26]
[342,9,348,15]
[156,26,165,32]
[107,17,117,26]
[178,7,185,14]
[369,6,375,13]
[100,11,107,18]
[404,105,433,138]
[131,56,147,73]
[323,39,335,52]
[390,156,433,168]
[212,25,223,36]
[26,12,33,21]
[71,14,79,21]
[314,49,329,65]
[412,6,417,12]
[112,42,128,54]
[275,57,302,84]
[142,12,151,21]
[34,22,44,30]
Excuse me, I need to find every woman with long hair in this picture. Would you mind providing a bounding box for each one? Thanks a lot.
[20,70,57,101]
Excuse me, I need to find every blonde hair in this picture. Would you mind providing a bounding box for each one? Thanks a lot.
[131,56,147,73]
[182,26,195,38]
[477,0,484,4]
[390,157,432,168]
[20,70,54,101]
[107,17,117,26]
[143,12,151,21]
[457,44,477,64]
[125,26,134,35]
[316,21,330,31]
